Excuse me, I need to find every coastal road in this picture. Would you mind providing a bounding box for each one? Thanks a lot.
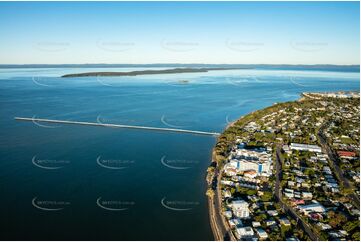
[317,128,360,209]
[213,168,235,241]
[275,147,319,241]
[208,196,224,241]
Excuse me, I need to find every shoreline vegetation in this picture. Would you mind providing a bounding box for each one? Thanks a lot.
[61,67,249,78]
[206,91,360,241]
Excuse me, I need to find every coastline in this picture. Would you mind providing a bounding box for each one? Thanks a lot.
[208,119,239,241]
[206,91,360,241]
[206,94,308,241]
[206,96,300,241]
[207,150,228,241]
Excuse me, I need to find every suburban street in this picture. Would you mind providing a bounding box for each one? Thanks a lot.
[275,147,319,241]
[318,127,360,209]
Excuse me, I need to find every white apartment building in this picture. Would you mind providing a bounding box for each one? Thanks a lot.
[228,199,250,218]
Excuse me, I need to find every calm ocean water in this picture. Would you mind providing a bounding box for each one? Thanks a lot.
[0,67,359,240]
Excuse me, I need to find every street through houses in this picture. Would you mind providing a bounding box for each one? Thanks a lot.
[275,146,319,241]
[318,125,360,209]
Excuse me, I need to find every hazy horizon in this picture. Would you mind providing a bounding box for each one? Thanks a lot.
[0,63,360,66]
[0,1,359,65]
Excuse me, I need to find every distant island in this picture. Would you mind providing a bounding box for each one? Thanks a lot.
[61,67,249,78]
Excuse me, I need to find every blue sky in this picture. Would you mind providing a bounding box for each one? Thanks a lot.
[0,1,359,65]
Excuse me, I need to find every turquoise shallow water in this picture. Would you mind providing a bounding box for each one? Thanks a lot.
[0,67,359,240]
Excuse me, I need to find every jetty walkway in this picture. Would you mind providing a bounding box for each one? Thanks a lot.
[15,117,221,137]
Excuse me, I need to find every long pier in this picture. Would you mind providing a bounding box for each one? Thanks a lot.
[14,117,221,137]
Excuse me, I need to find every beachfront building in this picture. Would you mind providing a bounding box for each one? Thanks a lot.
[225,147,273,176]
[228,159,271,175]
[228,199,250,218]
[234,226,254,240]
[228,218,243,228]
